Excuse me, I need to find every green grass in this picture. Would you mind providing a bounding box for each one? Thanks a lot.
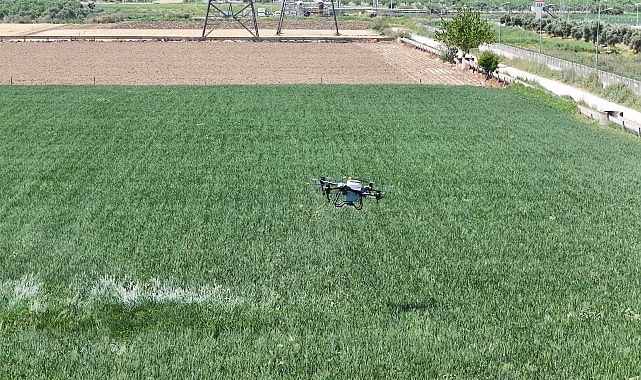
[1,85,640,378]
[95,2,207,21]
[493,24,641,81]
[498,56,641,111]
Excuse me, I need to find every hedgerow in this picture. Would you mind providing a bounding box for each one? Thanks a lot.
[0,0,99,21]
[501,13,641,53]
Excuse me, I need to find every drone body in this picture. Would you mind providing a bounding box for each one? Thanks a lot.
[315,177,382,210]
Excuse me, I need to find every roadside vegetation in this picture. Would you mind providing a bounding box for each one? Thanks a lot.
[93,2,203,23]
[495,24,641,81]
[501,55,641,110]
[413,7,641,110]
[487,24,641,111]
[500,13,641,53]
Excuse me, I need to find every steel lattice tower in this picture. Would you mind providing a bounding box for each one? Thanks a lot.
[276,0,339,36]
[202,0,260,38]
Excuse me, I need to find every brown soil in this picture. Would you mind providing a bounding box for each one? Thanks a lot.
[0,39,503,86]
[67,20,372,30]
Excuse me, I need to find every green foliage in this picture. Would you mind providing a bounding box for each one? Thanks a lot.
[434,8,495,54]
[507,82,579,114]
[602,83,641,109]
[505,57,641,111]
[495,24,641,81]
[580,71,605,92]
[95,2,205,22]
[0,0,99,21]
[501,13,641,54]
[1,85,640,378]
[477,50,500,79]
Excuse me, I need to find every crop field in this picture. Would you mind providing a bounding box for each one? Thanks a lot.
[1,84,640,378]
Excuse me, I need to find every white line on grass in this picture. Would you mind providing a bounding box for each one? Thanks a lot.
[1,273,43,312]
[1,274,242,312]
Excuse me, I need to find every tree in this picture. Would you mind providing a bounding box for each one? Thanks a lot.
[630,34,641,54]
[433,7,495,55]
[477,51,500,80]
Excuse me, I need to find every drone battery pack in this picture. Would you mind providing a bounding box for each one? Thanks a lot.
[346,179,362,191]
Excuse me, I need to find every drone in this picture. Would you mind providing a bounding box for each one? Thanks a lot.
[314,176,383,210]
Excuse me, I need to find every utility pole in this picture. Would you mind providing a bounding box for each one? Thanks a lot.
[595,0,603,71]
[539,17,542,53]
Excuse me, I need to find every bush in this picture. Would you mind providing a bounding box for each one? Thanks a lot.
[438,45,458,63]
[581,71,603,92]
[477,51,500,80]
[557,68,578,83]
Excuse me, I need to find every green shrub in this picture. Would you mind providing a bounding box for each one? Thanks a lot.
[581,71,604,92]
[478,51,500,79]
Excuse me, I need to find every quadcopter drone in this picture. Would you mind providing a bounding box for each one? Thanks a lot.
[314,176,383,210]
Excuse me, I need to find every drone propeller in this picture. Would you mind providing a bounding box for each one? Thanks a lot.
[365,183,383,202]
[367,180,394,203]
[311,176,342,187]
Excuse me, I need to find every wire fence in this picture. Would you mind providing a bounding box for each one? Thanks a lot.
[484,43,641,95]
[401,37,641,138]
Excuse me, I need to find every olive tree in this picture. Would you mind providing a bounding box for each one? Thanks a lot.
[433,7,495,55]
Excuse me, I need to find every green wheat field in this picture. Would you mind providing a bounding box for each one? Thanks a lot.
[1,85,640,378]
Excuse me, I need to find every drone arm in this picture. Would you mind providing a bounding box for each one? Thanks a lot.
[322,184,342,203]
[361,189,383,200]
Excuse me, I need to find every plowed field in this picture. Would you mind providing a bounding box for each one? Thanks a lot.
[0,33,498,86]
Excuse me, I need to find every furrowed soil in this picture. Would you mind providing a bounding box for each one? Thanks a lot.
[0,40,499,85]
[0,20,502,86]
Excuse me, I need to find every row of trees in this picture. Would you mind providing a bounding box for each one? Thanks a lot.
[501,13,641,53]
[0,0,98,21]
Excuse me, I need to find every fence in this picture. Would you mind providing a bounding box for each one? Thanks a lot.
[402,37,640,138]
[483,43,641,95]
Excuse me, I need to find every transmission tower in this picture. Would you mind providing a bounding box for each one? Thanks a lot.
[276,0,339,36]
[202,0,260,38]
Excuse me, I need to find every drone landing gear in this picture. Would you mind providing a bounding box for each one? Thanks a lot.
[331,189,363,210]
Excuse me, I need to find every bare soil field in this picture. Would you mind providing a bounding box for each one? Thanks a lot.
[0,20,375,37]
[0,39,499,86]
[0,21,502,86]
